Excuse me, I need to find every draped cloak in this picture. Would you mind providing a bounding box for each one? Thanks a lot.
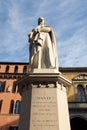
[29,26,58,69]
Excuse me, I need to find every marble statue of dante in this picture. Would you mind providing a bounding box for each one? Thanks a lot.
[28,17,58,69]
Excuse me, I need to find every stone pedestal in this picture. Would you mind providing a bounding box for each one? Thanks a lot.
[17,70,71,130]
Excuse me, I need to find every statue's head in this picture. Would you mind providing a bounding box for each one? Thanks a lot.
[38,17,45,25]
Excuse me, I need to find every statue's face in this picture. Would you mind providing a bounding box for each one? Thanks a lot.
[38,17,45,25]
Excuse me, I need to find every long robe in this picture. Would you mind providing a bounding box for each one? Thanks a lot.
[29,26,58,69]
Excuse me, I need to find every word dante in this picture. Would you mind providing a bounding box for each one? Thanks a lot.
[37,96,52,100]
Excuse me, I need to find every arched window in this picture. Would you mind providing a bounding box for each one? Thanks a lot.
[23,66,27,74]
[9,100,14,114]
[5,65,9,73]
[0,81,5,92]
[14,66,18,73]
[0,100,3,113]
[14,100,21,114]
[77,85,86,102]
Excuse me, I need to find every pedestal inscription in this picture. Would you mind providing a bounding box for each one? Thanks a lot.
[30,88,59,130]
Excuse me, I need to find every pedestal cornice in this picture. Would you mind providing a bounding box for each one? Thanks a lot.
[15,71,72,95]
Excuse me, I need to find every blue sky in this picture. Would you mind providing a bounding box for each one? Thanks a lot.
[0,0,87,67]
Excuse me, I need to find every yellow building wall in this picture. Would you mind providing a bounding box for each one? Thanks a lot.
[63,73,81,102]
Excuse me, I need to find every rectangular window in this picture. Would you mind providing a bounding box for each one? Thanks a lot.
[0,81,5,92]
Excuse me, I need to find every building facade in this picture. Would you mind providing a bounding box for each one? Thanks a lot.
[0,62,29,130]
[60,67,87,130]
[0,62,87,130]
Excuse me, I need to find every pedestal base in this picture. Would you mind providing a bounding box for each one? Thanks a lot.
[17,73,71,130]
